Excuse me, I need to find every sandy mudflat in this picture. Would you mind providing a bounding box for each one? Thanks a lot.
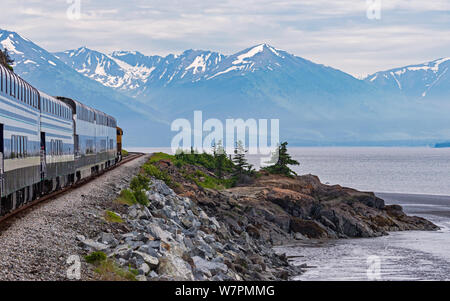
[376,192,450,218]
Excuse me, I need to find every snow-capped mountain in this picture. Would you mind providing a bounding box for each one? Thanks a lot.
[56,43,373,105]
[0,29,168,146]
[55,47,157,92]
[365,58,450,100]
[2,28,450,146]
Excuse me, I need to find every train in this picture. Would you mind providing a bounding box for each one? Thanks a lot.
[0,63,123,217]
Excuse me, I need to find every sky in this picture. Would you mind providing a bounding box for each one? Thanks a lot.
[1,0,449,77]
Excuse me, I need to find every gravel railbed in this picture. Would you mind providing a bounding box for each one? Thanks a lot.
[0,155,150,281]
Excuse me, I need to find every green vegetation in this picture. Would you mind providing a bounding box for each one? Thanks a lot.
[146,141,298,190]
[84,251,136,281]
[148,152,176,164]
[84,251,107,264]
[115,189,137,206]
[94,258,137,281]
[128,174,151,206]
[232,141,255,180]
[0,48,14,71]
[134,189,149,206]
[121,149,129,157]
[262,142,299,177]
[183,169,235,190]
[130,174,150,191]
[142,162,176,189]
[104,210,124,223]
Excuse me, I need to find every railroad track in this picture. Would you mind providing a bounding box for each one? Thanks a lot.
[0,152,145,225]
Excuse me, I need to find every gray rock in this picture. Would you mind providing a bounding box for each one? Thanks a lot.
[76,235,85,242]
[128,208,138,219]
[82,239,109,251]
[294,232,308,240]
[148,224,172,242]
[192,256,228,276]
[157,255,194,280]
[181,217,193,229]
[147,240,161,249]
[133,251,159,268]
[135,275,147,281]
[100,232,116,244]
[139,263,150,275]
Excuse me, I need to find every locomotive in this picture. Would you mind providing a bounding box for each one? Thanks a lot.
[0,63,123,217]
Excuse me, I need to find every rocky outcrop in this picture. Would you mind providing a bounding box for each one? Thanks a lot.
[80,180,302,281]
[80,160,438,281]
[159,160,438,242]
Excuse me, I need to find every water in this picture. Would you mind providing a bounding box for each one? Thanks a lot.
[274,198,450,281]
[131,146,450,280]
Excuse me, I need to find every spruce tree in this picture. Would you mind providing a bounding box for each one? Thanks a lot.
[213,140,227,179]
[232,141,249,179]
[0,48,14,71]
[263,142,299,177]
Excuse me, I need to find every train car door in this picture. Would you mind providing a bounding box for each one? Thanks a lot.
[40,132,46,179]
[0,124,4,196]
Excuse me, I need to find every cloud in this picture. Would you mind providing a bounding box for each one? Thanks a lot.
[1,0,449,76]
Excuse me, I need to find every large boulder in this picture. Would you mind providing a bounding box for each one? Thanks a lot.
[289,218,329,239]
[157,255,195,280]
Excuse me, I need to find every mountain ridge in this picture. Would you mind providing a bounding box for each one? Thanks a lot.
[1,28,449,146]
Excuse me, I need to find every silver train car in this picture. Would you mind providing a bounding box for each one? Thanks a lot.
[0,64,120,217]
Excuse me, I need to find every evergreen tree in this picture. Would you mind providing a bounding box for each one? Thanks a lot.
[232,141,249,178]
[213,140,227,179]
[0,48,14,71]
[262,142,299,177]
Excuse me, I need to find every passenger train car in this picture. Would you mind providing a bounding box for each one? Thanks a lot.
[0,64,122,217]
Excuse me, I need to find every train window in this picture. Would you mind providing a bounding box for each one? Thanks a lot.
[10,135,28,158]
[50,139,63,156]
[5,71,9,94]
[0,67,3,93]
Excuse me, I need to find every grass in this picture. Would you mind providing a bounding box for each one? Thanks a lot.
[94,259,137,281]
[184,170,234,190]
[148,152,176,164]
[115,189,137,206]
[104,210,124,223]
[121,149,129,157]
[142,162,178,189]
[84,251,137,281]
[85,251,107,264]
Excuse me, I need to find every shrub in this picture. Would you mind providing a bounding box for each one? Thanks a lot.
[84,251,107,264]
[130,174,150,192]
[121,149,129,157]
[142,163,174,188]
[94,259,137,281]
[116,189,137,206]
[149,152,176,164]
[133,189,149,206]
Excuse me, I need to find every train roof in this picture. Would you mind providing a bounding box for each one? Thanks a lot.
[56,96,117,124]
[38,90,72,109]
[0,63,39,95]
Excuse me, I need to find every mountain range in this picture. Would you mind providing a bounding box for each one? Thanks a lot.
[1,28,449,146]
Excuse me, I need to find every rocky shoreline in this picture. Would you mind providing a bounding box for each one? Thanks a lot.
[80,179,301,280]
[78,155,438,281]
